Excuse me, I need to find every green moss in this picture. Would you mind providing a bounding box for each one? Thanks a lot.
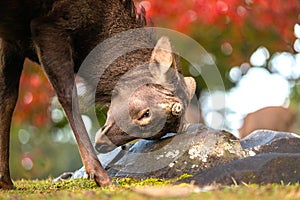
[177,173,193,180]
[113,173,192,187]
[115,177,170,186]
[15,178,98,192]
[0,178,299,200]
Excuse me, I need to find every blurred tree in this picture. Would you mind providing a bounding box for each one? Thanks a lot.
[13,60,54,127]
[10,124,82,179]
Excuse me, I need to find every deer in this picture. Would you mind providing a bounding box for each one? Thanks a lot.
[239,106,296,138]
[0,0,196,189]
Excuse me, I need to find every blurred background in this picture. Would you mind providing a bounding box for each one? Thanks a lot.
[10,0,300,179]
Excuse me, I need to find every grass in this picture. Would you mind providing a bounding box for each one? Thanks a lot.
[0,177,299,200]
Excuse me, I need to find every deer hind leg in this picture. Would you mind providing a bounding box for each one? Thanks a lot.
[0,39,24,189]
[30,14,111,186]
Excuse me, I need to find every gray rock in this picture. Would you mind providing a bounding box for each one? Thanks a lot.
[57,125,300,186]
[240,130,300,156]
[178,129,300,186]
[109,126,245,179]
[177,153,300,185]
[245,137,300,155]
[69,124,247,180]
[240,130,300,149]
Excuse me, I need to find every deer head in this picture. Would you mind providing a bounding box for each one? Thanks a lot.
[94,37,196,153]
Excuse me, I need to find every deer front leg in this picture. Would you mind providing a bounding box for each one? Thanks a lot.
[31,18,111,186]
[0,39,24,189]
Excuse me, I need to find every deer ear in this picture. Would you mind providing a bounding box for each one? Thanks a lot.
[149,36,173,81]
[184,77,196,100]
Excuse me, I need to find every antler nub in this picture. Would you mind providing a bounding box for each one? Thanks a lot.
[171,102,183,117]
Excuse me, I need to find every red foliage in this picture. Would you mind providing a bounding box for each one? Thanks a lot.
[13,60,54,127]
[139,0,300,43]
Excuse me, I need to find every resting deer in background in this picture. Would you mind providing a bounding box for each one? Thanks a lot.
[0,0,196,189]
[239,106,296,138]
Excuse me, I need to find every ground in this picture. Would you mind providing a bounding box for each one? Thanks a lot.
[0,178,299,200]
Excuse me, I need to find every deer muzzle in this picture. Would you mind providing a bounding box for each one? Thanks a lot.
[94,125,116,153]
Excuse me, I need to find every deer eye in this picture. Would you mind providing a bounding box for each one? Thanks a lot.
[138,109,151,121]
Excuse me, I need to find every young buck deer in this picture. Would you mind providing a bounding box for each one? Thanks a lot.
[0,0,196,189]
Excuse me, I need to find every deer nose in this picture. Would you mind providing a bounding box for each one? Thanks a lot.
[94,125,116,153]
[95,141,116,153]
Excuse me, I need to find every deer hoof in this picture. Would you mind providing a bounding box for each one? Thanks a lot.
[171,102,182,117]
